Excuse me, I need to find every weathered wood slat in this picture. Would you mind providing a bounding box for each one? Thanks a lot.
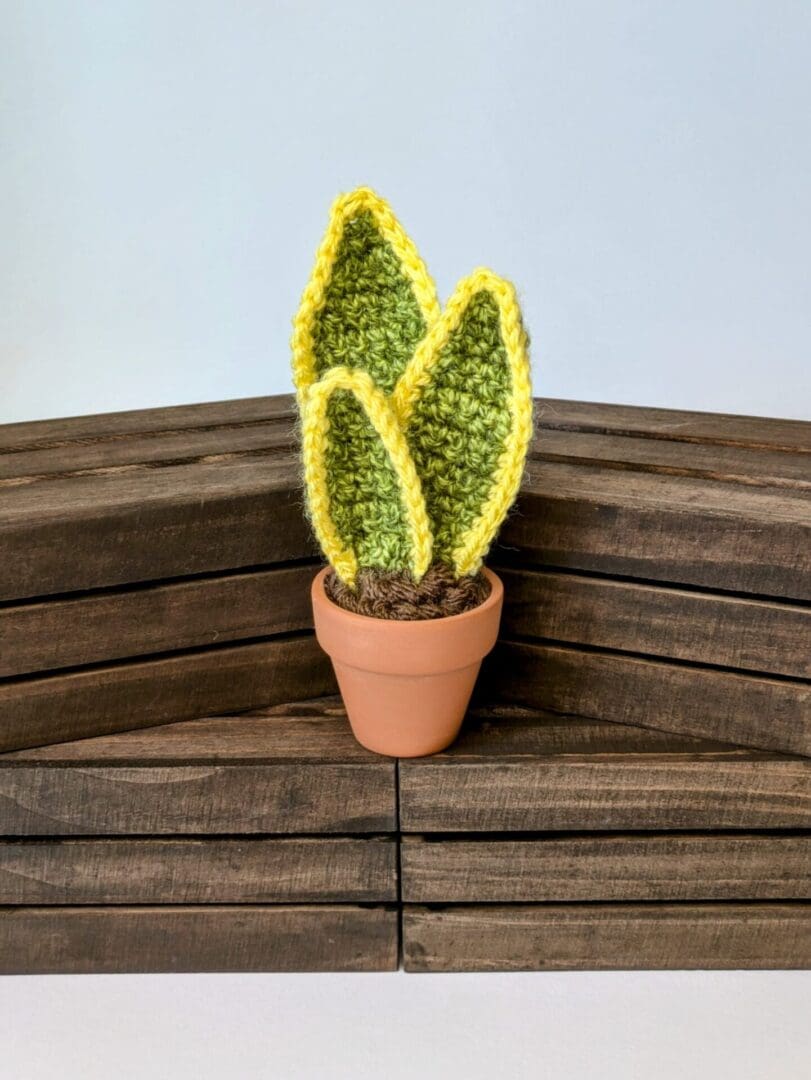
[499,461,811,601]
[0,634,336,753]
[401,835,811,902]
[403,903,811,972]
[0,564,317,679]
[0,395,296,452]
[0,454,315,602]
[498,568,811,679]
[0,697,365,764]
[484,641,811,757]
[0,838,396,904]
[399,704,811,832]
[0,905,397,974]
[0,419,295,483]
[0,701,395,835]
[532,428,811,488]
[535,399,811,452]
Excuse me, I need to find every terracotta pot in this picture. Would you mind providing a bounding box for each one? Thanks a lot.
[311,566,503,758]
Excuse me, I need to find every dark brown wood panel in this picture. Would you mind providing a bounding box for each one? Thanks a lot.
[0,564,317,679]
[0,418,296,483]
[0,634,336,753]
[401,835,811,902]
[485,641,811,757]
[0,395,295,452]
[0,838,396,904]
[399,704,811,832]
[499,461,811,601]
[0,454,315,602]
[1,697,367,765]
[403,903,811,972]
[0,904,397,974]
[0,701,395,835]
[498,568,811,679]
[536,398,811,452]
[532,428,811,488]
[0,762,393,836]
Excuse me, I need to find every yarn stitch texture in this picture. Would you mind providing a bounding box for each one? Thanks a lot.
[291,187,532,592]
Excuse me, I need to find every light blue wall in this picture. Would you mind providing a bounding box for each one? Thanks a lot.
[2,1,809,422]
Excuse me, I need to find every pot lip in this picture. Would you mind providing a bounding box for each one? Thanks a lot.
[312,564,503,630]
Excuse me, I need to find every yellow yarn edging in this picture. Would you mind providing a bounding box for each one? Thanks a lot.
[291,187,440,402]
[301,366,433,587]
[392,268,532,577]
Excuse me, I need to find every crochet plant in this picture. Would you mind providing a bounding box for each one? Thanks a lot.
[292,187,532,618]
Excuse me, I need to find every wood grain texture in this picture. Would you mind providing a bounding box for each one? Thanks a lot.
[401,835,811,902]
[0,418,295,483]
[0,454,315,602]
[0,702,395,836]
[499,461,811,601]
[0,905,397,974]
[0,563,317,679]
[399,704,811,832]
[403,903,811,972]
[498,568,811,679]
[484,641,811,757]
[0,838,396,904]
[0,696,366,764]
[532,428,811,489]
[535,398,811,452]
[0,634,336,754]
[0,395,295,452]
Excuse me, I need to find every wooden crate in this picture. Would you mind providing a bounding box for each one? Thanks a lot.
[400,700,811,972]
[491,399,811,757]
[0,698,398,974]
[1,394,808,756]
[0,396,336,752]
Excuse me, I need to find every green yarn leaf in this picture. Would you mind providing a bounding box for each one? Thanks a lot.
[405,290,512,565]
[311,211,430,573]
[325,390,413,573]
[311,211,428,392]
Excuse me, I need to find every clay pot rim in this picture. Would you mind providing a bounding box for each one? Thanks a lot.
[312,565,503,631]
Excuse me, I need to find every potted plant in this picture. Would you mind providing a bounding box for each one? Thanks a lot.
[292,187,532,757]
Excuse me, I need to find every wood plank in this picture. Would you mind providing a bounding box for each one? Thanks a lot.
[499,460,811,600]
[536,399,811,452]
[0,563,317,679]
[0,634,337,753]
[532,428,811,488]
[403,903,811,972]
[0,418,295,483]
[401,835,811,902]
[0,838,396,904]
[0,453,315,602]
[0,696,367,764]
[0,700,395,835]
[0,395,295,452]
[399,704,811,832]
[484,641,811,757]
[0,905,397,974]
[498,568,811,679]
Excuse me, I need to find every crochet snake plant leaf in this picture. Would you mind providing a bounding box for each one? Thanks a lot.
[291,189,439,581]
[292,188,532,592]
[392,268,532,577]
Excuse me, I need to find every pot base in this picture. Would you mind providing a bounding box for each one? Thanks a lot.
[332,660,481,758]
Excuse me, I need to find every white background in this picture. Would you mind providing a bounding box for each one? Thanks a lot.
[2,2,809,1077]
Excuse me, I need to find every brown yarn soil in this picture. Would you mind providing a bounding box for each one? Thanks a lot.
[325,562,491,620]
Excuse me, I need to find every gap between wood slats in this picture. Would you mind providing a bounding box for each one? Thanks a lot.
[0,627,317,688]
[492,559,811,608]
[498,632,811,687]
[0,397,297,453]
[0,555,321,611]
